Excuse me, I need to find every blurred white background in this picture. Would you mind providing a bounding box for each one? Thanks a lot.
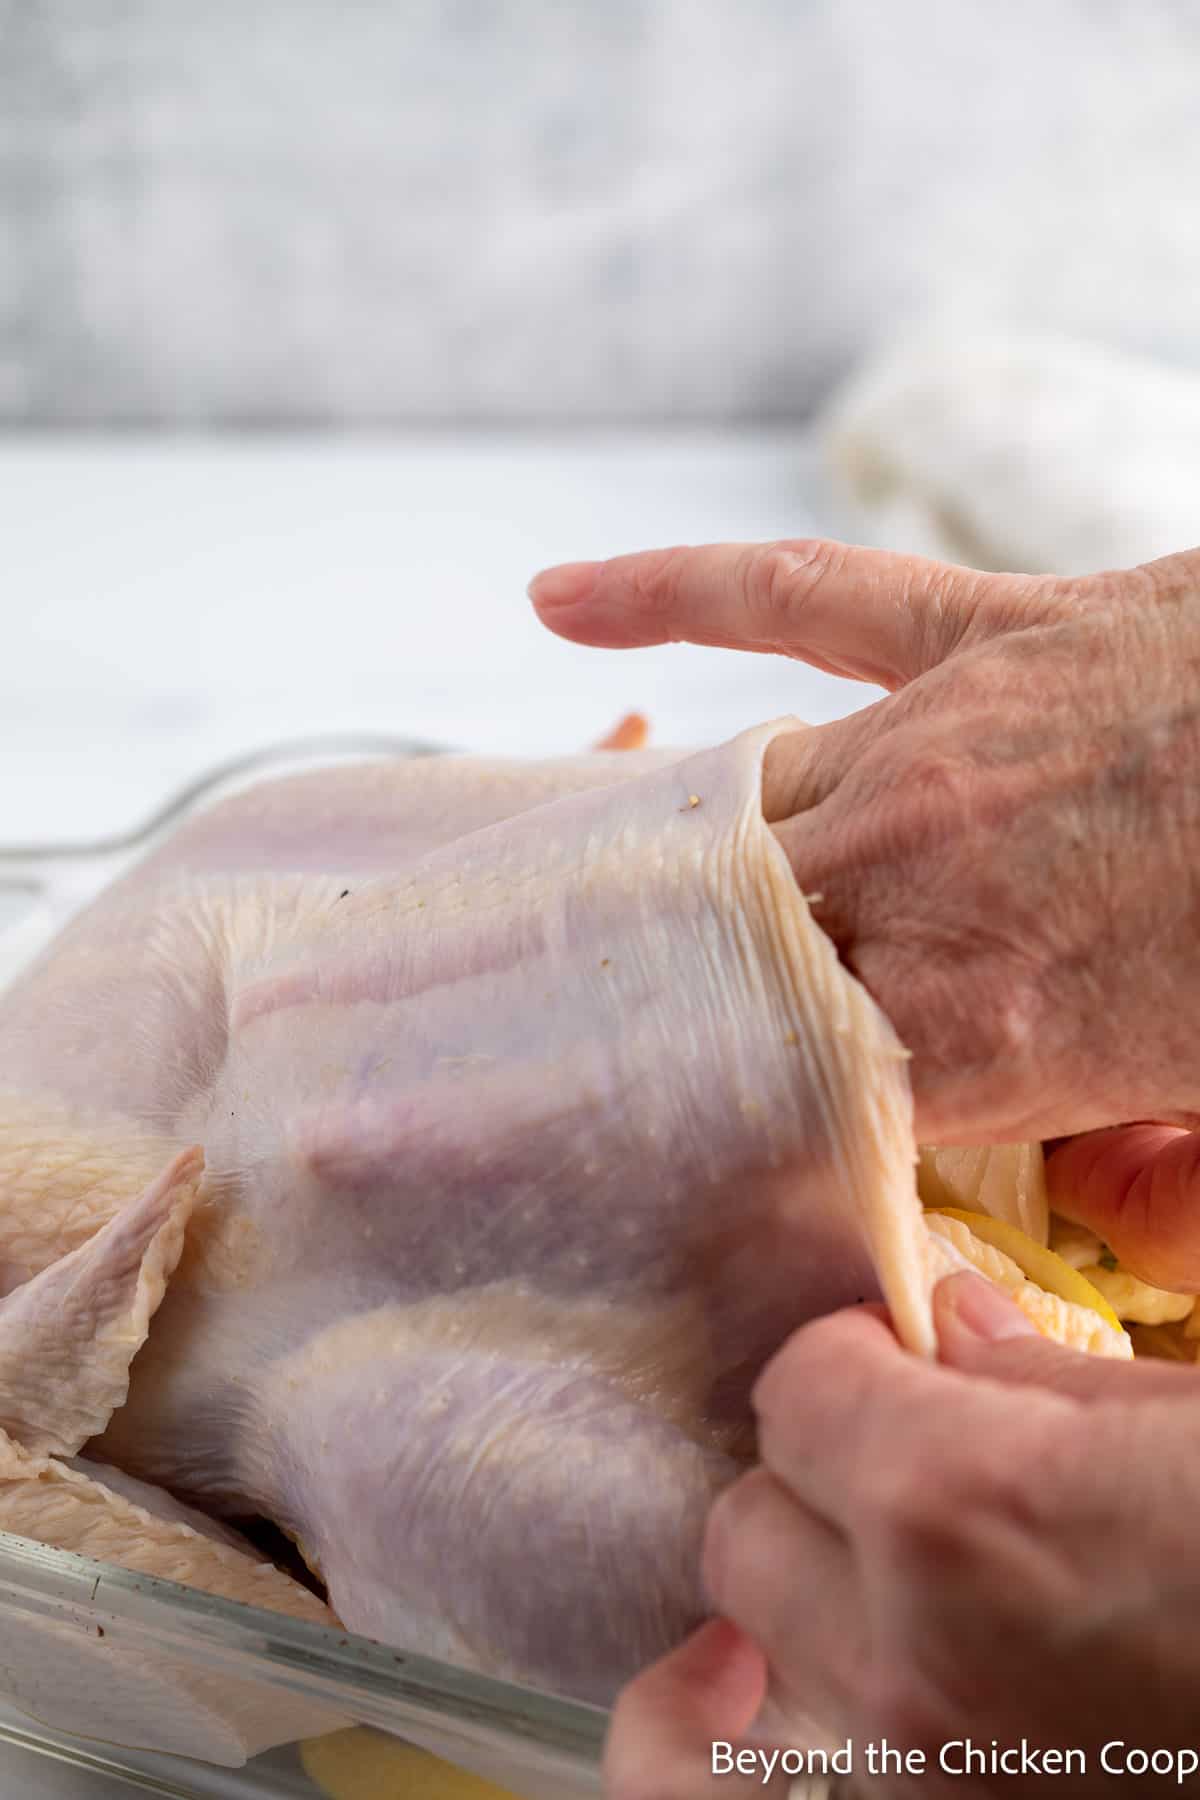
[5,0,1200,422]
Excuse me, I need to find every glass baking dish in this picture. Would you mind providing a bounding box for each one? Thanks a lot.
[0,738,610,1800]
[0,1530,606,1798]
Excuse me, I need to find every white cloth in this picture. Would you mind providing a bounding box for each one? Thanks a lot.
[822,330,1200,576]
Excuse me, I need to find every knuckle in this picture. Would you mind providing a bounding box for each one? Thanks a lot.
[618,545,693,632]
[866,1445,942,1536]
[983,968,1048,1063]
[899,559,1009,667]
[902,743,978,818]
[910,565,1070,671]
[750,1328,811,1419]
[866,1428,1044,1568]
[752,1308,865,1418]
[869,955,1049,1133]
[863,1455,952,1557]
[974,568,1073,628]
[1005,1409,1092,1529]
[965,951,1054,1090]
[911,562,980,649]
[743,538,845,634]
[862,1662,953,1758]
[701,1467,773,1609]
[1029,570,1096,615]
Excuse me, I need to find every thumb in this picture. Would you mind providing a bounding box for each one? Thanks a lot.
[1047,1126,1200,1294]
[529,539,1056,690]
[603,1618,780,1797]
[934,1271,1194,1401]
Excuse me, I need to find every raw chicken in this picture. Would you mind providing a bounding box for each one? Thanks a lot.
[0,721,1098,1759]
[0,1142,343,1757]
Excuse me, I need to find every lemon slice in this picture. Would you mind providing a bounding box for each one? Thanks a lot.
[301,1728,522,1799]
[926,1206,1122,1333]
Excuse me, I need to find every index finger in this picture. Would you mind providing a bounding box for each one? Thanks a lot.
[752,1307,941,1521]
[529,539,1054,689]
[751,1303,1072,1530]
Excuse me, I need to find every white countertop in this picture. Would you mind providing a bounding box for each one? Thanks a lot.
[0,430,873,840]
[0,429,870,1795]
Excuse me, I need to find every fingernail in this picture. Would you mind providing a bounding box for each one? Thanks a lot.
[527,560,602,609]
[938,1271,1039,1342]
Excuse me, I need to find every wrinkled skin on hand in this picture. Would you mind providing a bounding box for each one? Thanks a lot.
[532,541,1200,1287]
[605,1272,1200,1798]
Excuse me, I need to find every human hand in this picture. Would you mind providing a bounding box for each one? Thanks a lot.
[531,540,1200,1279]
[604,1273,1200,1797]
